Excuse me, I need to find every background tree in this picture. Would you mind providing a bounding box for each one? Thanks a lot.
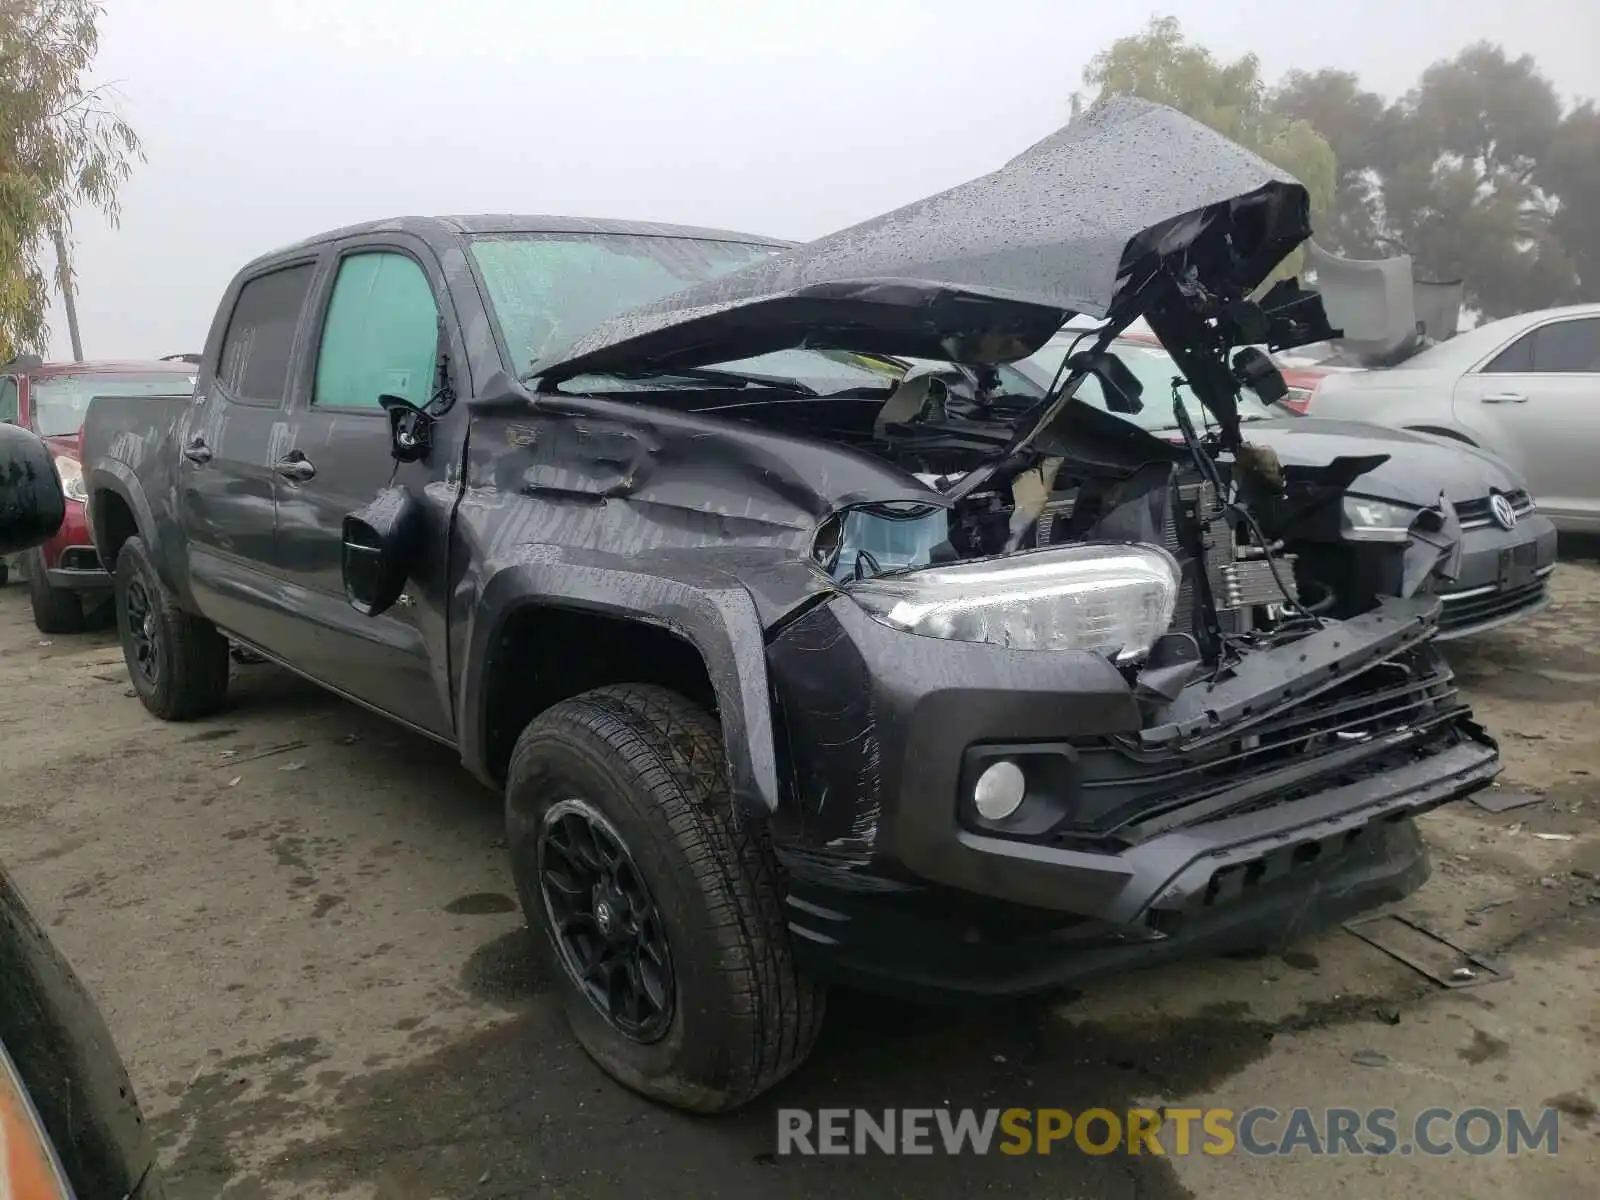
[1537,101,1600,308]
[1366,43,1576,317]
[1079,18,1596,319]
[0,0,141,358]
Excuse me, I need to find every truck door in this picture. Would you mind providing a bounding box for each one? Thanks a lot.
[1452,314,1600,525]
[263,244,453,738]
[181,260,318,647]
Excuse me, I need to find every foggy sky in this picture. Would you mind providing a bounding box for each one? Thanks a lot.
[43,0,1599,360]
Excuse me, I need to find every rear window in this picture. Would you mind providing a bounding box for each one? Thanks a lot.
[29,372,196,438]
[217,263,317,404]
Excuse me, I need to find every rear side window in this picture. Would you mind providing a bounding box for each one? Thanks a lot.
[1481,332,1534,374]
[1532,317,1600,373]
[0,376,16,424]
[314,252,439,410]
[217,263,316,403]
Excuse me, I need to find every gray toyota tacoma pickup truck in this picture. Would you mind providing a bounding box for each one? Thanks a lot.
[82,98,1501,1112]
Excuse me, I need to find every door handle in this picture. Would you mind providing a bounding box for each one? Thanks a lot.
[182,437,212,464]
[1481,392,1528,404]
[274,453,317,482]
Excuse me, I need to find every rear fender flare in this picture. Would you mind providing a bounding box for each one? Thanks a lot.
[458,560,779,820]
[83,463,175,590]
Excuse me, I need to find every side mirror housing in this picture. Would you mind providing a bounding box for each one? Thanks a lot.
[0,424,67,554]
[341,486,421,617]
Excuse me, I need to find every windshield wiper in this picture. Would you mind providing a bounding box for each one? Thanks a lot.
[537,365,823,397]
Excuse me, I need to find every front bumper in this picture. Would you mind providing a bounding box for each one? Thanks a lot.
[39,500,110,591]
[767,592,1499,999]
[1433,513,1557,638]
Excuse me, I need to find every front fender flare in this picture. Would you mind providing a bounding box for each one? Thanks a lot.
[457,558,781,820]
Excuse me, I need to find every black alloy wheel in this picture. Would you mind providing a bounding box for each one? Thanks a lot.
[538,797,674,1042]
[122,573,160,685]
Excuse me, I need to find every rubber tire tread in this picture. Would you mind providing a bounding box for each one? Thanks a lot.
[507,683,825,1112]
[114,536,230,720]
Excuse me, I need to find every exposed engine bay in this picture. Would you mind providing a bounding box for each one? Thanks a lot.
[672,316,1453,680]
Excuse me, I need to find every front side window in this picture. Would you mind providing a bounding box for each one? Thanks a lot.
[28,372,196,438]
[0,376,17,424]
[469,233,778,378]
[1531,318,1600,373]
[218,263,317,403]
[314,253,440,410]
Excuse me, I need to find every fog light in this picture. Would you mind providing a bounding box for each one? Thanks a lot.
[973,760,1026,821]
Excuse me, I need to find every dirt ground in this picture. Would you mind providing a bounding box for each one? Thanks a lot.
[4,564,1599,1200]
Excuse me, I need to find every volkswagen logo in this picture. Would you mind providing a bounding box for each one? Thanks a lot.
[1489,493,1519,530]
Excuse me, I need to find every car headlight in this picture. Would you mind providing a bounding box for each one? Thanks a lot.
[1342,496,1417,543]
[844,542,1180,657]
[52,454,88,503]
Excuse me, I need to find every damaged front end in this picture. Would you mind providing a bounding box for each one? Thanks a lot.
[520,97,1498,996]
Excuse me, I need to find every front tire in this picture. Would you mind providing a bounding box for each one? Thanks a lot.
[506,684,825,1113]
[114,536,230,720]
[27,549,85,634]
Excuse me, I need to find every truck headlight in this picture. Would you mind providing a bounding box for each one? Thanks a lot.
[52,454,88,503]
[1342,496,1417,543]
[844,543,1180,657]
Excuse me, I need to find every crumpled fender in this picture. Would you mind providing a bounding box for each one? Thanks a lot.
[455,548,785,819]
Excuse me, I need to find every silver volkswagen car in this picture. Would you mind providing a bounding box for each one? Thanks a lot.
[1306,303,1600,534]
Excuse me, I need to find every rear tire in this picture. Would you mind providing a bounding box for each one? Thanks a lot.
[506,683,825,1113]
[114,536,230,720]
[27,549,85,634]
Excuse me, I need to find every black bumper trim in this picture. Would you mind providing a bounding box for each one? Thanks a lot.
[788,817,1433,1000]
[45,566,112,590]
[785,735,1497,998]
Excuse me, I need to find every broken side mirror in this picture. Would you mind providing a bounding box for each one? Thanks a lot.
[0,423,67,554]
[1067,350,1145,413]
[1231,346,1288,405]
[342,486,422,617]
[378,394,434,464]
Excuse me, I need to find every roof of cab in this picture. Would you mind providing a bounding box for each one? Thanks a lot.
[253,214,792,268]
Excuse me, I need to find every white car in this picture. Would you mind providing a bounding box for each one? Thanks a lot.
[1307,303,1600,532]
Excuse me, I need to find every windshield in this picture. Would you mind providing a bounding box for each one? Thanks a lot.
[30,373,196,438]
[469,233,897,396]
[1023,341,1279,431]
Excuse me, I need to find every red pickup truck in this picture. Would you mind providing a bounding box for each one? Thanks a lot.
[1,356,196,632]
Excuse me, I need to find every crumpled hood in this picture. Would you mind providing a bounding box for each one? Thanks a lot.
[534,97,1309,384]
[1238,419,1528,508]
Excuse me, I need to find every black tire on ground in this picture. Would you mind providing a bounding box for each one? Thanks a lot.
[0,560,8,587]
[113,535,230,720]
[506,683,825,1113]
[27,548,85,634]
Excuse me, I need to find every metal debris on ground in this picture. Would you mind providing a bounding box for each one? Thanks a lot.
[279,760,306,772]
[1350,1050,1390,1067]
[224,740,308,765]
[1342,912,1512,989]
[1533,832,1575,841]
[1471,788,1545,814]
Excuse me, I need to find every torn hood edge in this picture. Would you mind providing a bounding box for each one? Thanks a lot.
[532,97,1316,390]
